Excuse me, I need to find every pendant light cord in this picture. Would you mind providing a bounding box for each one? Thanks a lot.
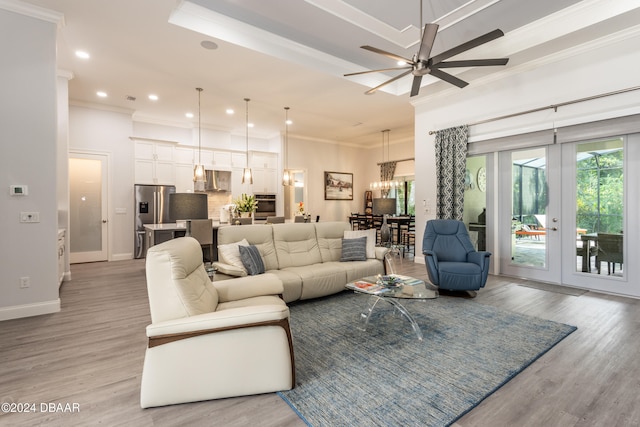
[285,107,289,169]
[197,87,203,165]
[244,98,250,163]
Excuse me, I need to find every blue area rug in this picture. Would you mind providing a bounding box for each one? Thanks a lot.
[278,291,576,427]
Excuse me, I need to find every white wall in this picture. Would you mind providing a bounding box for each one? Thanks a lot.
[0,8,60,319]
[286,136,363,221]
[413,29,640,265]
[69,106,134,260]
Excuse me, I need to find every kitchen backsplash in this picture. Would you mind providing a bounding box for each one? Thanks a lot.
[206,192,233,220]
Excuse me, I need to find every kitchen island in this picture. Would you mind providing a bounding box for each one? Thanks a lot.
[144,221,225,260]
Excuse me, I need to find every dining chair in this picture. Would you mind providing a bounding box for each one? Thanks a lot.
[596,233,623,275]
[189,219,213,262]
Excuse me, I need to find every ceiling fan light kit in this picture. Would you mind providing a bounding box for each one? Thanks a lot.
[346,23,509,97]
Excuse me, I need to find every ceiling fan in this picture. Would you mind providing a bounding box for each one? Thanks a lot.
[345,23,509,97]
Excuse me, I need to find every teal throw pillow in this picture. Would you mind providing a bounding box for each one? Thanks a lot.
[238,245,265,275]
[341,236,367,262]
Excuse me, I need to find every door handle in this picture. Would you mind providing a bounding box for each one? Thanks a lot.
[551,227,558,231]
[102,219,108,223]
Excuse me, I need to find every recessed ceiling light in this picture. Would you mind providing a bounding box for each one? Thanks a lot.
[286,119,293,125]
[248,123,254,128]
[96,91,107,98]
[185,112,194,118]
[200,40,218,50]
[75,50,90,59]
[226,108,234,115]
[148,94,159,101]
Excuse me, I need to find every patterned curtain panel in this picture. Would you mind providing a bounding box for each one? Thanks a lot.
[380,161,397,198]
[434,125,469,220]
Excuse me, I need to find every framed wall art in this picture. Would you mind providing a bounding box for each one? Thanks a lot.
[324,171,353,200]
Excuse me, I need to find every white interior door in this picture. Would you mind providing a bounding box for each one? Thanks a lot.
[69,153,108,263]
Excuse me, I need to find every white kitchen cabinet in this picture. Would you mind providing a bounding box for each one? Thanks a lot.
[198,149,214,168]
[134,140,176,185]
[232,167,249,197]
[213,151,232,168]
[251,167,278,194]
[174,146,194,164]
[249,152,278,193]
[250,152,278,169]
[175,163,195,193]
[231,152,247,168]
[135,158,174,185]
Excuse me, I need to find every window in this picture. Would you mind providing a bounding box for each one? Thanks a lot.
[390,177,415,215]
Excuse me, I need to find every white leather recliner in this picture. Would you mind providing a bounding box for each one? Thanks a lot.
[140,237,295,408]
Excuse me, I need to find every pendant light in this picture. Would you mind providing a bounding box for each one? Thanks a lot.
[193,87,207,184]
[370,129,400,191]
[282,106,292,186]
[242,97,253,184]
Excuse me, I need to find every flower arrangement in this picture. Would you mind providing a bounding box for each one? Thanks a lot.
[298,201,305,214]
[233,193,258,214]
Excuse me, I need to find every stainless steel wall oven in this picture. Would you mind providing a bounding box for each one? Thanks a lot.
[254,194,276,220]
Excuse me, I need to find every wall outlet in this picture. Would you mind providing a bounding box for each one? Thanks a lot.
[20,212,40,223]
[19,277,30,288]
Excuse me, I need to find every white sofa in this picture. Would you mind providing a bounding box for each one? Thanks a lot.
[213,221,387,302]
[141,237,295,408]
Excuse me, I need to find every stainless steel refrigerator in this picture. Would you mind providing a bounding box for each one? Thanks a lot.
[134,184,176,258]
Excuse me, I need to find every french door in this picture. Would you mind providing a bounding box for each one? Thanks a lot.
[69,152,109,263]
[497,137,638,296]
[498,145,561,283]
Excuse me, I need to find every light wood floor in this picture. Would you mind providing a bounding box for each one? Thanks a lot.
[2,256,640,426]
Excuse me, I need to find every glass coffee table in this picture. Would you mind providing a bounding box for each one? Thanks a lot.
[346,274,438,341]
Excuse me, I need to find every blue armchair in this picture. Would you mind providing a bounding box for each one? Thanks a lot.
[422,219,491,291]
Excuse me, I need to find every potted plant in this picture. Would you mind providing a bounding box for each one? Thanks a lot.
[233,193,258,218]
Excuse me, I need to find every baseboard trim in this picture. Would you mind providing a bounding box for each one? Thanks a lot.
[0,299,61,321]
[112,252,133,261]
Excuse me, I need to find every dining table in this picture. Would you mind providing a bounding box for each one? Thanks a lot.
[348,214,412,246]
[579,233,598,272]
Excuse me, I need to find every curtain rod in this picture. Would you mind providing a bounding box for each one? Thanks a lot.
[376,157,414,166]
[428,85,640,135]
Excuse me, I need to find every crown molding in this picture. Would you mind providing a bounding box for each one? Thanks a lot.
[0,0,64,27]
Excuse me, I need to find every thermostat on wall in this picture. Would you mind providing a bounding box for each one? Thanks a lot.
[10,185,28,196]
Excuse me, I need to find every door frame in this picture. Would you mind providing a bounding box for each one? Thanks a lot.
[68,150,110,263]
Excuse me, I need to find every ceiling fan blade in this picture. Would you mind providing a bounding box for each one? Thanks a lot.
[344,66,411,77]
[416,23,439,62]
[430,29,505,65]
[410,75,423,97]
[432,58,509,68]
[361,45,414,65]
[365,69,413,95]
[429,68,468,88]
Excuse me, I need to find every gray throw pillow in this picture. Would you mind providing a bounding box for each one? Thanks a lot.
[238,245,265,275]
[340,236,367,262]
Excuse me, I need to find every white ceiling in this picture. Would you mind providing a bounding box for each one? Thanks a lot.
[15,0,640,147]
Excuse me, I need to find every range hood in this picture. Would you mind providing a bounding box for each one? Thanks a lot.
[205,170,231,192]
